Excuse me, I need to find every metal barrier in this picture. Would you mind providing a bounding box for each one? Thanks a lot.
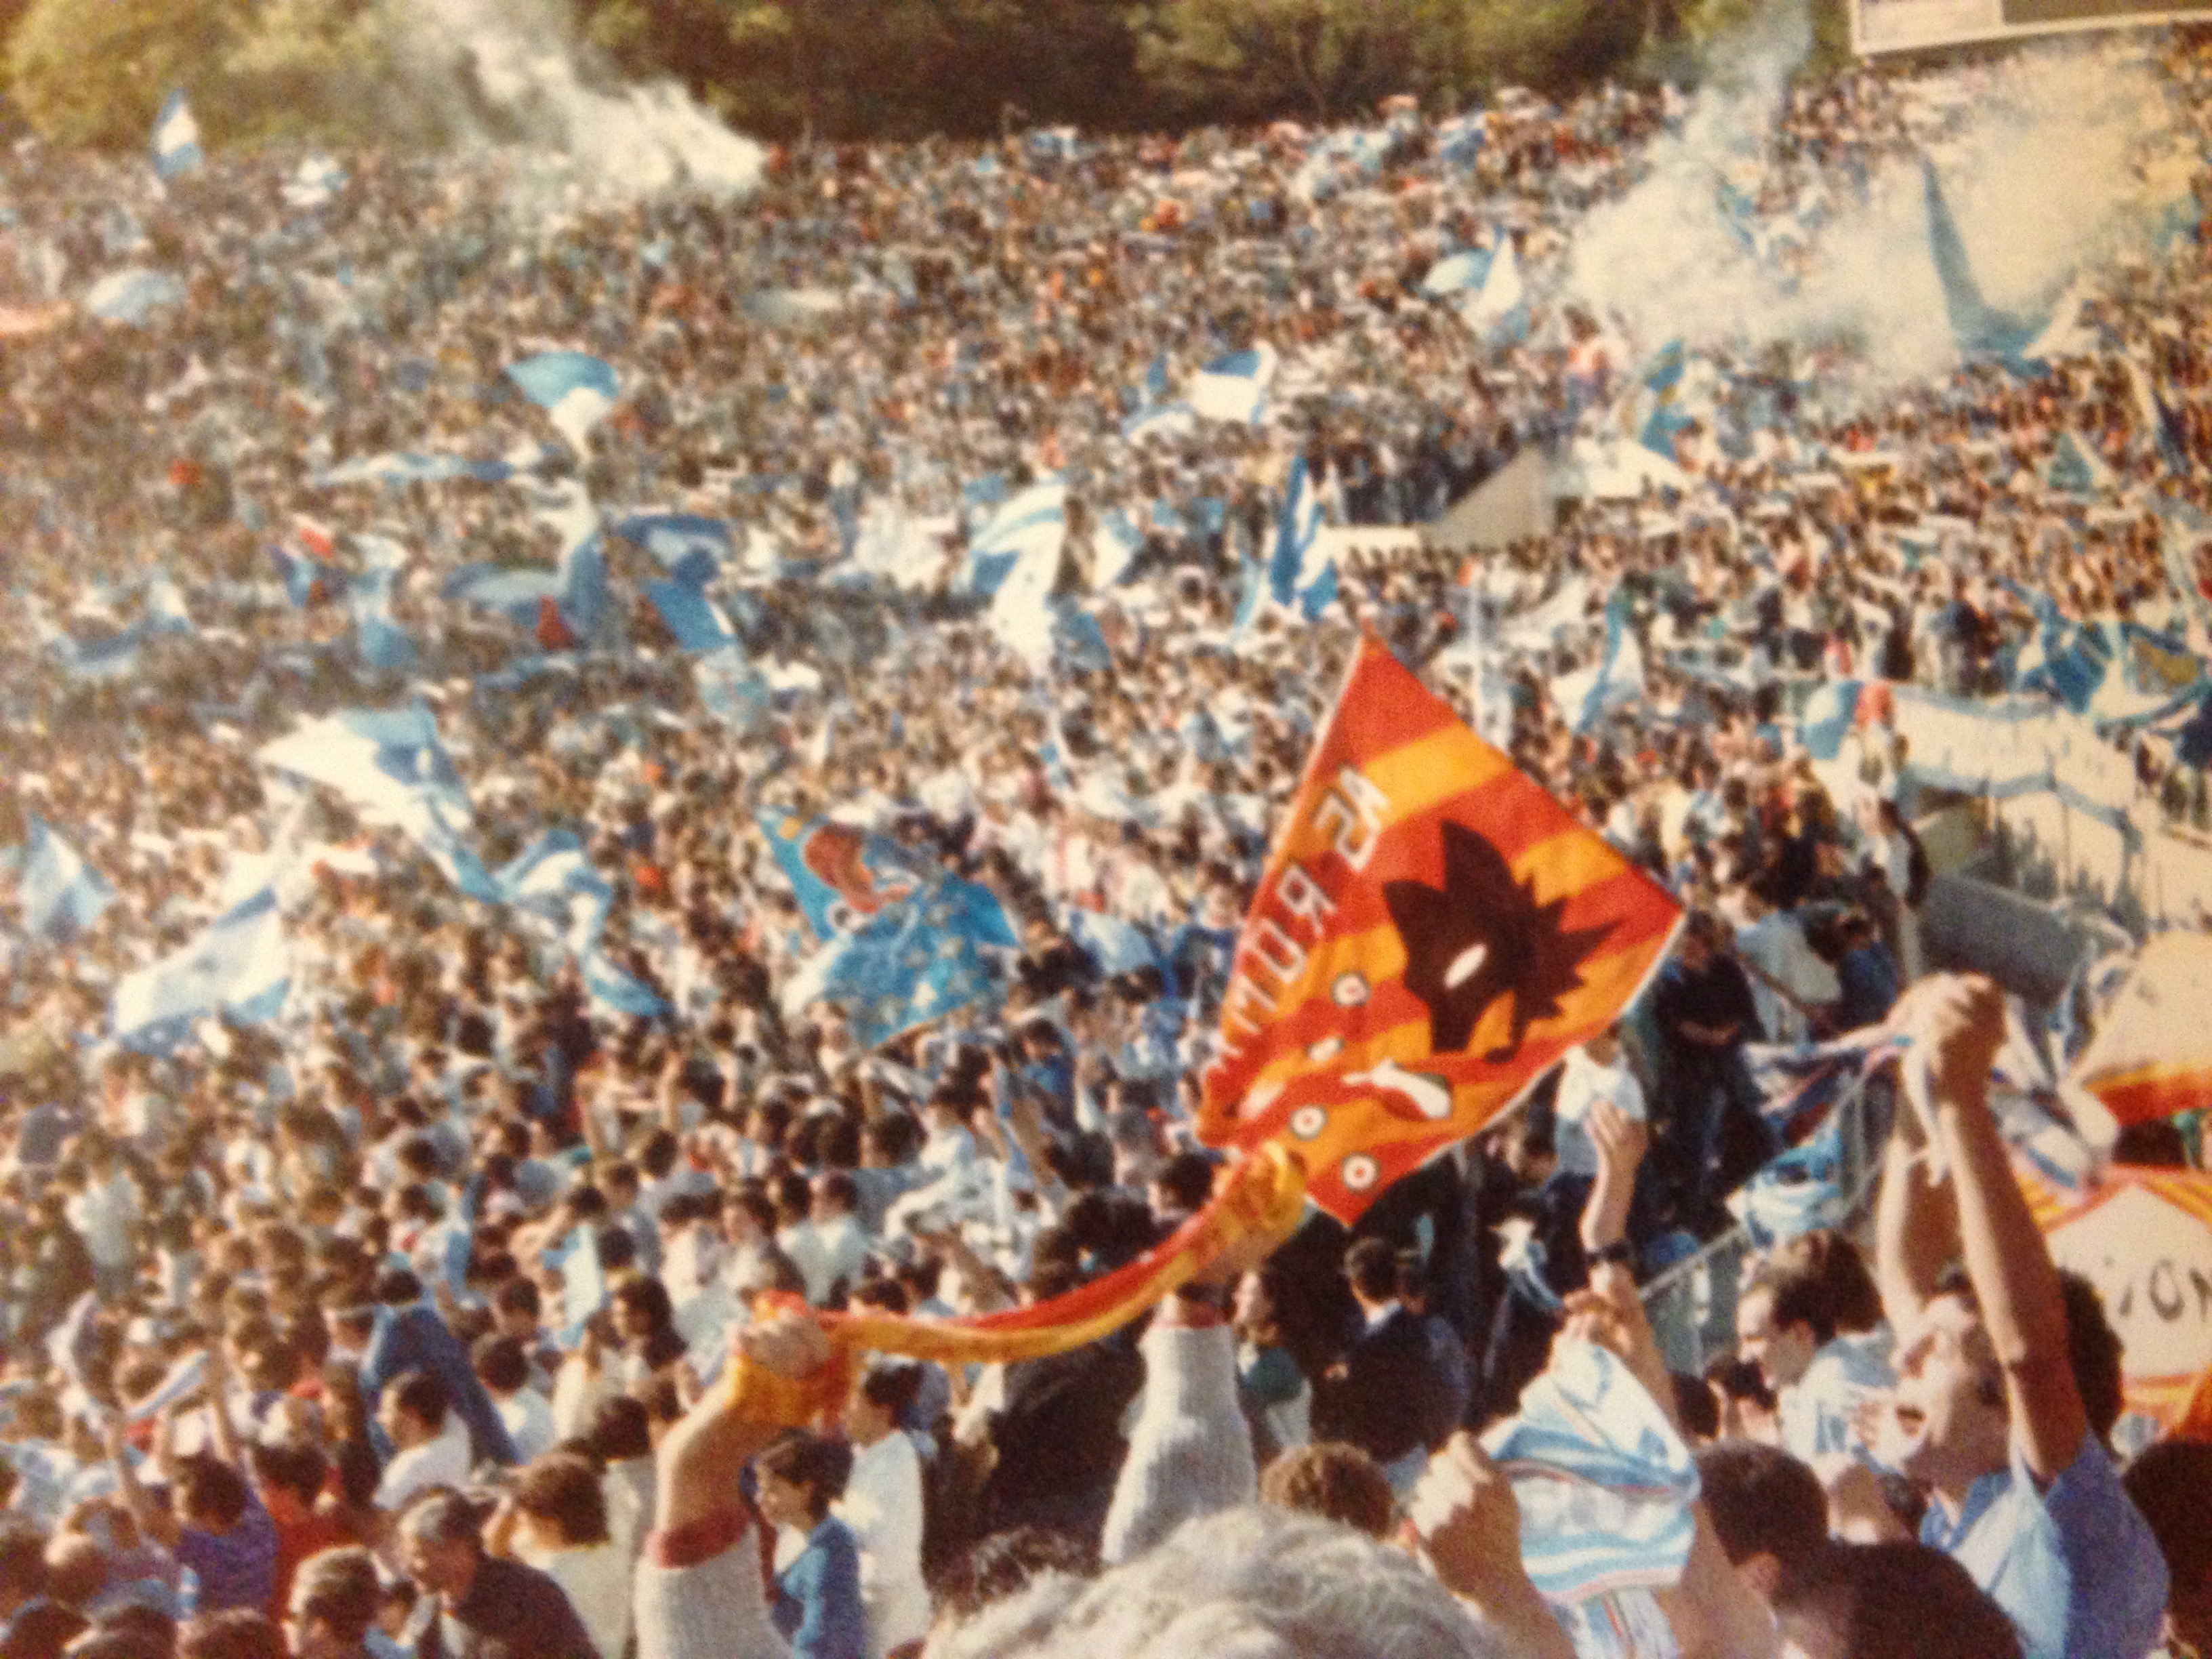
[1640,1069,1891,1378]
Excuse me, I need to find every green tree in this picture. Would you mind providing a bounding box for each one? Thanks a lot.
[5,0,239,148]
[1139,0,1483,123]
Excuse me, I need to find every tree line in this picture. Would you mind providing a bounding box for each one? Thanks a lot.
[0,0,1851,156]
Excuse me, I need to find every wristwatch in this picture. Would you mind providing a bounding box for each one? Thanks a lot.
[1590,1240,1637,1269]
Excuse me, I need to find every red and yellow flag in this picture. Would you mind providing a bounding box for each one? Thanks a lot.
[2070,932,2212,1126]
[2021,1162,2212,1443]
[1198,638,1683,1222]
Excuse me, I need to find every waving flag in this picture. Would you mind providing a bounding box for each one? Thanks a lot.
[1463,236,1529,343]
[785,877,1017,1048]
[759,809,927,940]
[1481,1342,1700,1603]
[695,648,770,732]
[112,887,290,1052]
[2070,931,2212,1125]
[319,452,514,489]
[1921,157,2039,368]
[2047,431,2117,497]
[508,352,620,451]
[1729,1109,1848,1247]
[1064,907,1159,979]
[1188,344,1278,425]
[349,540,415,671]
[1556,594,1645,733]
[1197,638,1682,1222]
[642,581,737,653]
[18,818,114,944]
[1267,454,1335,619]
[445,564,558,627]
[964,478,1067,597]
[150,91,203,180]
[1621,340,1690,462]
[256,705,472,842]
[1797,679,1864,761]
[2022,1162,2212,1440]
[612,513,729,590]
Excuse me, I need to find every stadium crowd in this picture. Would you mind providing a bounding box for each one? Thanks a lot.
[0,15,2209,1659]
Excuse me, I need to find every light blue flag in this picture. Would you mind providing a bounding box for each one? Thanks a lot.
[557,531,611,644]
[445,563,559,626]
[2046,431,2116,497]
[59,623,145,682]
[1096,508,1144,586]
[150,91,202,180]
[695,648,770,732]
[758,808,926,941]
[111,887,290,1053]
[1120,401,1197,444]
[613,514,730,590]
[1558,594,1645,733]
[1729,1110,1848,1248]
[507,352,620,450]
[581,947,672,1020]
[319,452,514,488]
[1188,345,1278,425]
[256,704,472,842]
[496,828,600,921]
[642,581,736,653]
[350,558,415,672]
[1053,603,1113,673]
[1481,1342,1701,1604]
[1265,454,1334,619]
[1921,157,2041,368]
[800,877,1017,1048]
[964,478,1067,597]
[1063,907,1157,978]
[19,817,114,944]
[1797,680,1862,761]
[82,269,185,326]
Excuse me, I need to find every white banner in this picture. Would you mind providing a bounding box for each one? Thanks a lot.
[1857,0,2212,54]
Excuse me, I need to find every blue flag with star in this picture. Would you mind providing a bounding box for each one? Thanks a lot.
[800,877,1018,1048]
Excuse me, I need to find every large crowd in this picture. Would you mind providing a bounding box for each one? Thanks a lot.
[0,16,2209,1659]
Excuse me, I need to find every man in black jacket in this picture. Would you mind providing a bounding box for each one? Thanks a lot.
[1311,1238,1454,1492]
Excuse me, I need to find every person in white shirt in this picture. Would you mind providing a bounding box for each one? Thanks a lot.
[837,1364,933,1659]
[1550,1027,1647,1183]
[1732,879,1841,1047]
[1734,1229,1894,1467]
[485,1452,632,1659]
[808,1173,872,1306]
[373,1372,473,1514]
[471,1334,558,1465]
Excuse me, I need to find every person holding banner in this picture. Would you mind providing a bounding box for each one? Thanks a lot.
[1872,973,2169,1659]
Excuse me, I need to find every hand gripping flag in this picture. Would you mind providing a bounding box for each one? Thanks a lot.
[1197,638,1683,1223]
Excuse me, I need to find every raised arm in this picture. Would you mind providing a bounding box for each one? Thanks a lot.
[1873,1108,1958,1338]
[104,1411,180,1550]
[201,1338,246,1473]
[1907,974,2088,1481]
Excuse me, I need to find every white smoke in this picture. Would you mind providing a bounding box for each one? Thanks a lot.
[384,0,762,199]
[1567,7,2184,392]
